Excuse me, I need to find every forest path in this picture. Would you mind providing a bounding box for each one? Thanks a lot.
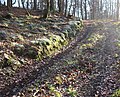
[1,21,120,97]
[85,21,120,97]
[15,21,120,97]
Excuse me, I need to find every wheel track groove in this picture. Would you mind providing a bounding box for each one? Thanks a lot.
[0,25,94,97]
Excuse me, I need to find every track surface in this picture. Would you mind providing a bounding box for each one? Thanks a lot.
[1,21,120,97]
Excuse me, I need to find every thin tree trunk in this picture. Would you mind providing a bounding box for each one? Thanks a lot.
[77,0,80,17]
[50,0,55,13]
[31,0,33,9]
[117,0,119,20]
[33,0,37,10]
[7,0,12,10]
[65,0,68,16]
[58,0,61,12]
[92,0,95,19]
[68,0,73,15]
[80,0,83,19]
[21,0,25,9]
[27,0,29,9]
[43,0,50,18]
[18,0,20,8]
[84,0,87,19]
[73,0,77,17]
[62,0,64,15]
[100,0,103,19]
[58,0,64,15]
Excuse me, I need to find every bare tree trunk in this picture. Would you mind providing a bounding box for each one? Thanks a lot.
[117,0,119,20]
[92,0,95,19]
[109,0,112,18]
[97,0,100,19]
[0,1,2,6]
[7,0,12,10]
[58,0,64,15]
[68,0,72,15]
[43,0,50,18]
[27,0,29,9]
[62,0,64,15]
[33,0,37,10]
[39,0,43,10]
[65,0,68,16]
[77,0,80,17]
[84,0,87,19]
[112,1,114,19]
[21,0,25,8]
[80,0,83,19]
[99,0,103,19]
[31,0,33,9]
[58,0,61,12]
[73,0,77,17]
[18,0,20,7]
[50,0,55,13]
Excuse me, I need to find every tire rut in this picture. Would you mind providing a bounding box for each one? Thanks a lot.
[84,22,120,97]
[0,25,94,97]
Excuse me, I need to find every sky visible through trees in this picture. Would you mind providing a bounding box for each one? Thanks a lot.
[0,0,120,19]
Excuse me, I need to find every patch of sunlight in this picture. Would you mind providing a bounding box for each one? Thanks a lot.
[63,59,78,65]
[113,21,120,26]
[80,33,104,50]
[114,53,119,58]
[66,86,77,97]
[47,84,62,97]
[67,60,78,65]
[88,33,104,43]
[111,89,120,97]
[80,43,93,49]
[115,40,120,48]
[116,43,120,47]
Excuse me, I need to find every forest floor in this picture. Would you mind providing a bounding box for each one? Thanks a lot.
[0,7,120,97]
[14,20,120,97]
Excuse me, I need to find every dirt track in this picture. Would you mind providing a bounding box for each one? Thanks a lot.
[0,20,91,96]
[1,21,120,97]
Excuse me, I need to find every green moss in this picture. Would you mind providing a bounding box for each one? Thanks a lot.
[111,89,120,97]
[69,20,83,31]
[1,53,21,69]
[13,43,25,55]
[49,34,63,49]
[13,20,83,61]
